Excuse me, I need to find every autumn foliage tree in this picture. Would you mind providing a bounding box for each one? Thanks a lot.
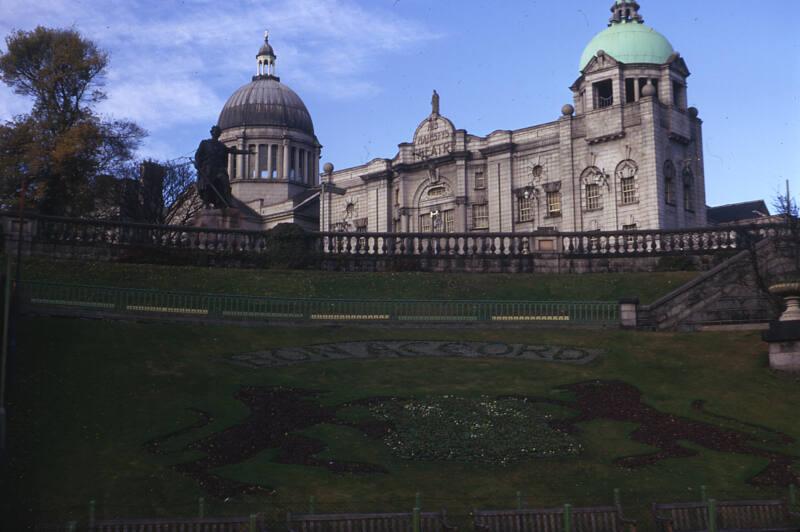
[0,26,145,215]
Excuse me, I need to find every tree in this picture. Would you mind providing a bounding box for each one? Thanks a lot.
[129,157,200,225]
[772,184,799,276]
[92,157,200,225]
[0,26,145,215]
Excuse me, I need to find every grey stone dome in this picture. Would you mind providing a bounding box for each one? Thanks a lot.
[217,77,314,135]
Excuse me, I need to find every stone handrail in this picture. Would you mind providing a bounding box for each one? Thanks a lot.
[0,211,783,258]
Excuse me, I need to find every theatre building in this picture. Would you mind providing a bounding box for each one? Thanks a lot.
[320,0,707,234]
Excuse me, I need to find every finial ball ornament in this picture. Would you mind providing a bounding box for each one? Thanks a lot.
[641,82,657,97]
[323,162,334,174]
[561,104,575,116]
[688,107,699,118]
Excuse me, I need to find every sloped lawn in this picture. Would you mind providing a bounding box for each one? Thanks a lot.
[1,318,797,531]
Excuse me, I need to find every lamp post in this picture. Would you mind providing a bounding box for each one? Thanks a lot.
[1,163,26,454]
[430,209,441,232]
[15,165,28,284]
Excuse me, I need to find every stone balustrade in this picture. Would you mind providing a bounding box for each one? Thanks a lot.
[0,212,782,262]
[319,225,772,257]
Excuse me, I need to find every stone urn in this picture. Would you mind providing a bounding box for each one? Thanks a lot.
[769,281,800,321]
[763,280,800,371]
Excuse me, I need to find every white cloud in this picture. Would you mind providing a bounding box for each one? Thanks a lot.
[0,0,438,152]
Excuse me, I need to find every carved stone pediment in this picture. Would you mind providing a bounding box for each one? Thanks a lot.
[582,52,620,74]
[543,181,562,193]
[667,54,691,77]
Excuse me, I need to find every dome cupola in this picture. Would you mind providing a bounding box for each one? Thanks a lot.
[217,33,315,135]
[256,30,276,77]
[579,0,674,71]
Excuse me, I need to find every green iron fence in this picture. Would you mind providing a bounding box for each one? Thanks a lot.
[19,281,619,325]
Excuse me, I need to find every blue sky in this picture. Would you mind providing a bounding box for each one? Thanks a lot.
[1,0,798,208]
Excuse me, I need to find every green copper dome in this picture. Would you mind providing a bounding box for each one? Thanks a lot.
[579,21,674,71]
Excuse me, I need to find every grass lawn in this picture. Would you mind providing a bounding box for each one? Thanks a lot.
[17,256,698,303]
[2,317,798,530]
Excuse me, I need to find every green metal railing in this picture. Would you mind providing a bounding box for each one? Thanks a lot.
[19,281,619,325]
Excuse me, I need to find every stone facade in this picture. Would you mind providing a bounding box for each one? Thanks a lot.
[321,1,707,234]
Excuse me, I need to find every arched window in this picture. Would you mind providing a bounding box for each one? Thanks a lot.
[664,161,676,205]
[581,166,606,211]
[615,160,638,205]
[682,166,695,212]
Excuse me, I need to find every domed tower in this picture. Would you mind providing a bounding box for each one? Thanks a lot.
[568,0,706,229]
[216,32,321,228]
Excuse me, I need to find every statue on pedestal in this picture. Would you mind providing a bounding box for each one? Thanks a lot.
[431,89,440,116]
[194,125,250,209]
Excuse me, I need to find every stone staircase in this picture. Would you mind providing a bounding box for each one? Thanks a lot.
[639,237,794,330]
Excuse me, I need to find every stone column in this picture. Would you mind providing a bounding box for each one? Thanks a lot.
[266,144,273,178]
[304,150,310,184]
[282,141,290,180]
[236,139,246,181]
[313,148,320,186]
[256,144,263,178]
[228,152,235,180]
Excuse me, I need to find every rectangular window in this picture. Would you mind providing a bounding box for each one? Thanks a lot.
[625,78,636,103]
[474,170,486,189]
[472,204,489,229]
[593,79,613,109]
[258,144,268,178]
[586,184,601,210]
[442,209,455,233]
[673,81,685,108]
[546,191,562,216]
[270,145,278,177]
[684,184,694,211]
[621,177,637,204]
[518,195,535,222]
[249,144,257,178]
[665,177,675,205]
[419,213,432,233]
[297,149,306,182]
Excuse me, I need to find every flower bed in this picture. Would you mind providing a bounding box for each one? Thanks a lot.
[370,396,581,465]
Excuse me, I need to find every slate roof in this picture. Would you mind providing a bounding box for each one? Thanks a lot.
[707,200,770,225]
